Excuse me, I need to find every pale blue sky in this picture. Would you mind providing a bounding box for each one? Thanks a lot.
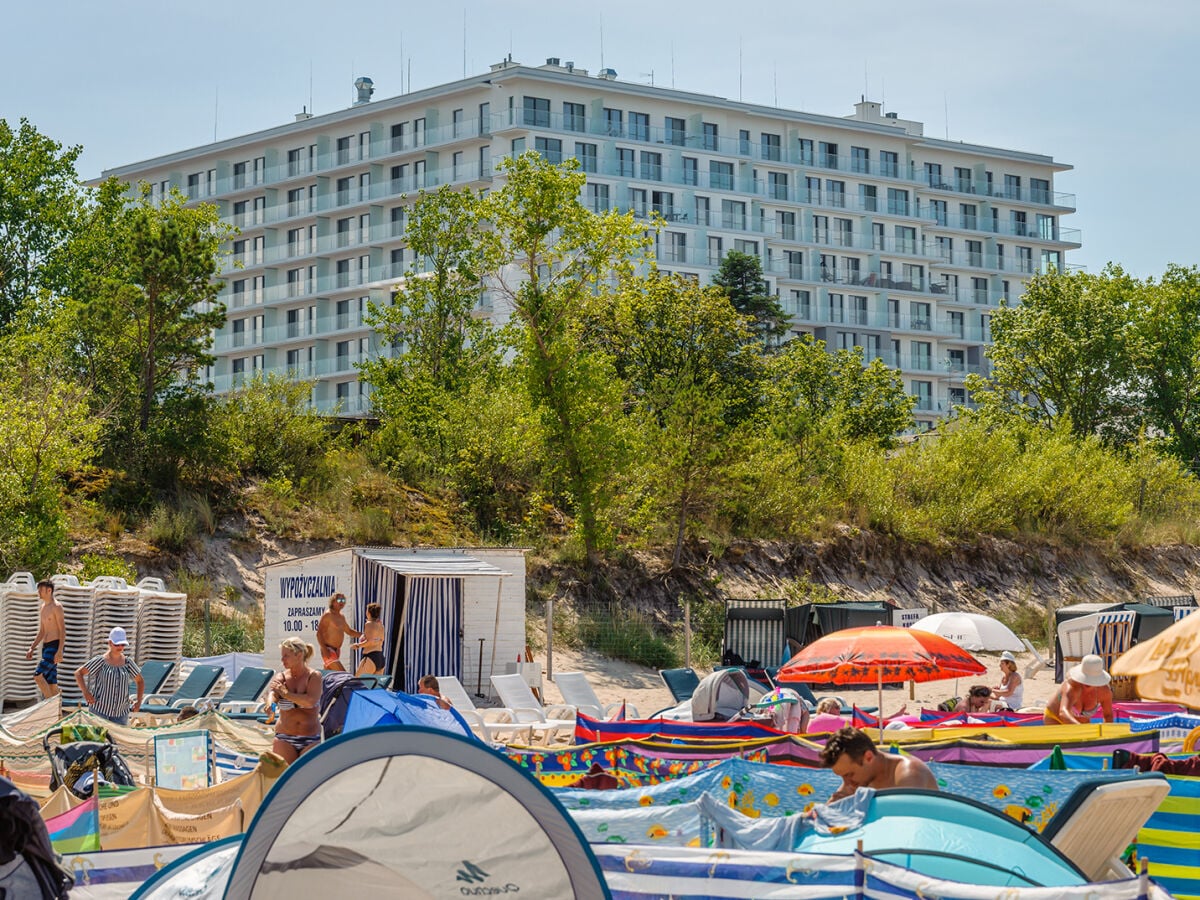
[4,0,1195,278]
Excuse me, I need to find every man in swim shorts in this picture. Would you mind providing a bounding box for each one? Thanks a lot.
[316,593,360,671]
[25,580,65,699]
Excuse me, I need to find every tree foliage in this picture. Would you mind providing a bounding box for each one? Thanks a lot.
[711,250,789,348]
[0,118,83,327]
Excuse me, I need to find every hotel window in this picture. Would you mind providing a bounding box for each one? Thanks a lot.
[913,381,932,410]
[663,231,686,262]
[231,358,245,378]
[535,137,562,164]
[761,132,781,161]
[930,199,947,225]
[452,108,464,138]
[880,150,898,178]
[985,171,994,196]
[709,160,733,190]
[777,210,795,241]
[910,302,931,330]
[640,151,662,181]
[859,184,878,212]
[287,187,304,216]
[695,196,710,226]
[805,177,821,204]
[826,180,845,208]
[850,295,868,325]
[603,107,623,136]
[390,248,404,269]
[232,279,246,307]
[924,162,942,187]
[702,122,718,151]
[206,169,216,196]
[842,256,861,284]
[629,188,648,217]
[253,157,265,184]
[1031,178,1051,204]
[289,226,306,254]
[828,293,844,323]
[511,137,526,156]
[585,183,610,213]
[972,277,988,303]
[1017,246,1033,272]
[1011,211,1028,237]
[186,173,200,200]
[790,289,811,318]
[967,239,983,267]
[337,136,351,165]
[863,333,881,360]
[813,215,829,244]
[955,167,973,192]
[630,112,650,140]
[768,171,788,200]
[359,172,370,200]
[575,142,597,173]
[652,190,674,217]
[798,139,814,165]
[479,102,490,135]
[391,164,408,190]
[286,268,304,298]
[479,145,491,175]
[232,239,247,264]
[336,259,351,288]
[834,218,853,248]
[391,123,407,152]
[948,310,965,337]
[836,332,856,351]
[233,200,248,228]
[360,132,370,159]
[413,117,426,147]
[818,142,838,169]
[1037,214,1056,240]
[253,196,265,225]
[934,236,952,261]
[894,226,916,254]
[390,207,406,236]
[911,341,932,370]
[665,117,685,145]
[564,102,586,132]
[722,199,746,229]
[959,203,977,229]
[887,188,909,216]
[336,177,352,205]
[733,238,758,255]
[850,146,869,173]
[707,235,723,265]
[253,236,264,264]
[682,156,698,186]
[413,160,425,186]
[738,129,751,155]
[1004,174,1021,200]
[618,148,634,177]
[785,250,803,279]
[872,223,885,250]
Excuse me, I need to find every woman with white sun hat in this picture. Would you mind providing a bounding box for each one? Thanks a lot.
[1042,654,1114,725]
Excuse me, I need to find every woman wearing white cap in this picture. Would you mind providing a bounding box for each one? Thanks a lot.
[1042,654,1114,725]
[990,651,1024,711]
[74,627,144,726]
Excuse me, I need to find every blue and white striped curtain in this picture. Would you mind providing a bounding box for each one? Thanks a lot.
[353,554,401,674]
[402,577,462,694]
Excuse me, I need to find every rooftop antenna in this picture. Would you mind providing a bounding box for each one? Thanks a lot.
[399,36,404,93]
[462,9,467,78]
[671,42,675,89]
[599,13,604,70]
[408,56,412,93]
[213,86,218,142]
[738,38,743,102]
[640,68,655,86]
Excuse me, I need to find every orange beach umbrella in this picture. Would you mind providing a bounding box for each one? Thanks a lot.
[777,625,987,722]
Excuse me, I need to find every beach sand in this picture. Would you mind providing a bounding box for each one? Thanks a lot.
[533,645,1063,719]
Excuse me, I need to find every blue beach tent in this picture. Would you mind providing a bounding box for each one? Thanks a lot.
[341,688,475,739]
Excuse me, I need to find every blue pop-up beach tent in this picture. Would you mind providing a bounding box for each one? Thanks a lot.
[341,688,475,739]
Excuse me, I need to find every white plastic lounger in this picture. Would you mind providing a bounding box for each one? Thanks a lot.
[1022,638,1055,681]
[553,672,640,720]
[435,675,532,744]
[1042,775,1171,881]
[489,673,576,742]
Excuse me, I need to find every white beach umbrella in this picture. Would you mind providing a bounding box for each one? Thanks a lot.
[910,612,1023,652]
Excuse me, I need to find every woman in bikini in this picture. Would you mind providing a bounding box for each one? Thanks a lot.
[268,638,323,765]
[352,603,386,676]
[990,651,1024,711]
[1043,654,1114,725]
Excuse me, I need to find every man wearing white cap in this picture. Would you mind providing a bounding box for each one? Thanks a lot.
[1043,654,1114,725]
[75,627,145,726]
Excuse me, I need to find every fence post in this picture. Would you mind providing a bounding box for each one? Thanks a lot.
[684,596,692,670]
[546,600,554,681]
[204,595,211,656]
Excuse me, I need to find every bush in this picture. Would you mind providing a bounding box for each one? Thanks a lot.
[218,374,331,481]
[78,552,137,584]
[141,504,197,552]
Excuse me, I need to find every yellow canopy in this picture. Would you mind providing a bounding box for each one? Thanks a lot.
[1111,609,1200,707]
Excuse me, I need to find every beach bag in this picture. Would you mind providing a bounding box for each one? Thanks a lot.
[936,696,961,713]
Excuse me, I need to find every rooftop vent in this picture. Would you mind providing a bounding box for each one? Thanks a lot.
[295,106,313,122]
[353,76,375,106]
[885,112,898,119]
[598,68,618,80]
[546,57,561,67]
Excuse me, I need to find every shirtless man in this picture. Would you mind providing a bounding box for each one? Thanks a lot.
[25,580,65,698]
[266,638,323,765]
[1043,654,1114,725]
[820,726,938,802]
[316,593,360,671]
[351,603,386,675]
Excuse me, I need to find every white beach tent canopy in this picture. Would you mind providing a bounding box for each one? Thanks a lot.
[133,726,609,899]
[352,550,512,694]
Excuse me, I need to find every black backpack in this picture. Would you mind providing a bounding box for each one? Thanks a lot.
[0,778,74,900]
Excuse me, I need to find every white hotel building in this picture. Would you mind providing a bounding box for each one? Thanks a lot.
[102,56,1078,425]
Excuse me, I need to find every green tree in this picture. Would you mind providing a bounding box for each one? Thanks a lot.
[605,273,761,566]
[711,250,788,348]
[483,153,647,561]
[67,181,229,482]
[967,267,1136,441]
[362,185,500,472]
[765,335,915,447]
[1127,264,1200,468]
[0,119,83,327]
[217,373,331,481]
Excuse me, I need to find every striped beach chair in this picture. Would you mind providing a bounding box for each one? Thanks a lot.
[1092,610,1136,672]
[1175,606,1198,623]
